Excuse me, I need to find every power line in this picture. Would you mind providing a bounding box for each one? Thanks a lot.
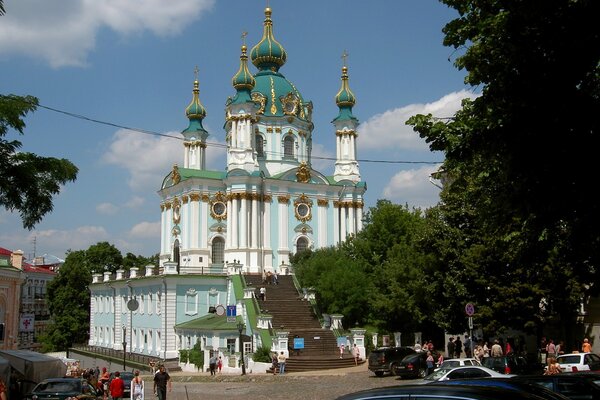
[3,95,443,165]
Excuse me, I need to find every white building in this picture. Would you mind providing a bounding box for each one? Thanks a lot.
[88,6,366,370]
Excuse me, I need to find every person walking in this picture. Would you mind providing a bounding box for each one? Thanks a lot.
[491,339,503,357]
[109,371,125,400]
[277,351,287,374]
[339,343,345,358]
[426,351,435,376]
[352,344,360,366]
[271,352,279,375]
[99,367,110,400]
[153,365,172,400]
[582,338,592,353]
[447,337,455,359]
[217,356,223,374]
[209,353,217,376]
[454,336,462,358]
[131,370,144,400]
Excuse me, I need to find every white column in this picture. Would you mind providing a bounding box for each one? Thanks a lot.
[200,198,207,249]
[251,195,258,248]
[231,120,238,148]
[340,205,347,241]
[318,202,327,248]
[348,204,356,236]
[240,195,248,248]
[184,146,189,168]
[333,204,339,245]
[264,198,271,249]
[226,198,232,249]
[357,205,363,231]
[278,199,288,249]
[336,136,341,159]
[200,144,206,170]
[232,196,239,248]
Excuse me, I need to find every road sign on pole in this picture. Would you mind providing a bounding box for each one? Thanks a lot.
[465,303,475,316]
[227,305,236,322]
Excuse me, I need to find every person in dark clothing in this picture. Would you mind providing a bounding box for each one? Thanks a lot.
[454,337,463,358]
[153,365,171,400]
[447,337,455,358]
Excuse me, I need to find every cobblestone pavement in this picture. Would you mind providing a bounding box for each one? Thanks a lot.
[149,364,416,400]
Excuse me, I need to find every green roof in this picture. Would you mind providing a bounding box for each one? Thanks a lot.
[174,313,241,331]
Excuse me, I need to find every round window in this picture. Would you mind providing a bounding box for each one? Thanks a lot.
[297,203,310,218]
[212,201,226,216]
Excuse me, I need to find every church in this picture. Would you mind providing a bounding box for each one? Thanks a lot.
[88,5,367,371]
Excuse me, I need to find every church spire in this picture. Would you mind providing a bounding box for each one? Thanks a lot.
[182,67,209,170]
[250,7,287,71]
[334,51,357,123]
[231,40,256,104]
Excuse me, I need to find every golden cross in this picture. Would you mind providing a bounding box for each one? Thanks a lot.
[341,50,349,67]
[193,65,199,81]
[241,31,248,46]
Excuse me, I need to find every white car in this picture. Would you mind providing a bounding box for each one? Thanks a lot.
[435,358,481,371]
[419,365,513,384]
[556,352,600,372]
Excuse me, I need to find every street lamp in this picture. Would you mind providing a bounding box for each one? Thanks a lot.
[122,325,127,371]
[237,321,246,375]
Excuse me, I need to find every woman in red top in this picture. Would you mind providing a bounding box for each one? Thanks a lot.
[109,371,125,400]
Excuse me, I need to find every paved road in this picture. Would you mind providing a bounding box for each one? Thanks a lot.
[150,363,416,400]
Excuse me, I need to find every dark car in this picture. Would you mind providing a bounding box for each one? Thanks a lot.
[335,383,552,400]
[511,372,600,400]
[481,354,544,375]
[24,377,100,400]
[368,346,416,377]
[393,351,430,379]
[432,377,570,400]
[109,371,134,398]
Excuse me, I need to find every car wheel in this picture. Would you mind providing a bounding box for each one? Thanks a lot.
[374,371,384,377]
[390,363,399,376]
[418,367,428,378]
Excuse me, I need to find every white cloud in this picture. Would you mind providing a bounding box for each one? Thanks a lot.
[382,165,442,209]
[96,202,119,215]
[0,0,215,67]
[310,142,334,174]
[359,90,479,151]
[129,221,161,239]
[125,196,145,209]
[33,225,110,257]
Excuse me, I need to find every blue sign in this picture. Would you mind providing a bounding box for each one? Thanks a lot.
[293,338,305,349]
[226,305,236,317]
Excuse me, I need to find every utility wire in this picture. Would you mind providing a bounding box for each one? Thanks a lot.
[4,95,443,165]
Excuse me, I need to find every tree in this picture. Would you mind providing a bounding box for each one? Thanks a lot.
[86,241,123,274]
[0,94,78,229]
[408,0,600,336]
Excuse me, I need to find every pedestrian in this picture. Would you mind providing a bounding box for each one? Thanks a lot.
[447,337,455,359]
[483,341,490,357]
[94,366,100,381]
[437,351,444,367]
[353,344,360,366]
[209,353,217,376]
[544,356,562,375]
[273,271,279,285]
[339,343,345,358]
[546,339,556,356]
[556,340,565,355]
[491,339,503,357]
[131,370,144,400]
[217,356,223,374]
[259,286,266,301]
[414,341,422,352]
[99,367,110,400]
[277,351,287,374]
[153,365,172,400]
[582,338,592,353]
[109,371,125,400]
[426,351,435,375]
[464,335,472,358]
[454,336,462,358]
[271,352,279,375]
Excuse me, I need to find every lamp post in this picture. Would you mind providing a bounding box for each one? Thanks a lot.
[237,321,246,375]
[122,325,127,371]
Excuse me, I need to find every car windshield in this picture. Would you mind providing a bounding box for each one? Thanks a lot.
[424,367,454,381]
[35,380,80,393]
[557,355,581,363]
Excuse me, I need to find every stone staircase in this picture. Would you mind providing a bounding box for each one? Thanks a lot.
[245,274,362,371]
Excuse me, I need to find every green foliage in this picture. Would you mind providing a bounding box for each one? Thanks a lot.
[179,349,189,364]
[188,342,204,371]
[0,94,78,229]
[407,0,600,335]
[252,346,272,363]
[86,242,124,274]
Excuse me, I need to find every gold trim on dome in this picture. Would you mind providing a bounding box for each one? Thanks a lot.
[317,198,329,207]
[269,77,277,114]
[210,191,228,221]
[172,164,181,185]
[281,92,299,116]
[251,92,266,114]
[278,195,290,204]
[296,162,311,183]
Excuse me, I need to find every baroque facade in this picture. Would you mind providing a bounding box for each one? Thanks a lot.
[88,6,366,369]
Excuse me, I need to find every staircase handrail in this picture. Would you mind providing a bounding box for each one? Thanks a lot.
[291,274,325,328]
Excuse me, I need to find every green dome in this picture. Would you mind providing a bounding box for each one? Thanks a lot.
[333,66,357,122]
[252,70,306,118]
[250,7,287,72]
[232,45,255,91]
[185,79,207,120]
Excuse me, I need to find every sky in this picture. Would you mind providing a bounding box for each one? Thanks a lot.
[0,0,477,261]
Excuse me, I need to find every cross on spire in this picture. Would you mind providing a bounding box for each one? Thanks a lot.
[341,50,349,67]
[241,31,248,46]
[193,65,199,81]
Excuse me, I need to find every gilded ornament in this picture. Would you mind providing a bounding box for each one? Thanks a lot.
[172,197,181,224]
[172,164,181,185]
[182,195,189,204]
[275,127,282,133]
[277,195,290,204]
[294,194,312,223]
[201,194,210,202]
[281,92,299,116]
[210,191,228,221]
[296,162,311,183]
[263,194,272,203]
[251,92,266,114]
[317,198,329,207]
[189,193,201,202]
[269,77,277,115]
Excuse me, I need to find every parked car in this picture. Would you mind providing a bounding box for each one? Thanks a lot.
[109,371,134,398]
[432,377,570,400]
[24,377,100,400]
[481,354,544,375]
[511,372,600,400]
[556,352,600,372]
[393,351,431,379]
[421,365,511,383]
[435,358,481,371]
[368,346,416,377]
[334,383,552,400]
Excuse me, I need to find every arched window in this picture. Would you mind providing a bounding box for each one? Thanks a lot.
[212,237,225,264]
[296,236,309,253]
[256,135,264,158]
[284,136,295,159]
[173,240,180,266]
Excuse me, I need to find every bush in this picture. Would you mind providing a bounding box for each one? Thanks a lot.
[252,345,272,363]
[188,342,204,371]
[179,349,189,364]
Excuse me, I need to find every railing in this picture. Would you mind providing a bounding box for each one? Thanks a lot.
[71,345,173,371]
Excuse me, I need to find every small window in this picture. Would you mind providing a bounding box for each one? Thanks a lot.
[296,237,309,253]
[283,136,294,158]
[212,237,225,264]
[256,135,264,157]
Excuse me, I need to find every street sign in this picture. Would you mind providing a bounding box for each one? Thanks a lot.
[468,316,473,329]
[226,305,236,322]
[465,303,475,316]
